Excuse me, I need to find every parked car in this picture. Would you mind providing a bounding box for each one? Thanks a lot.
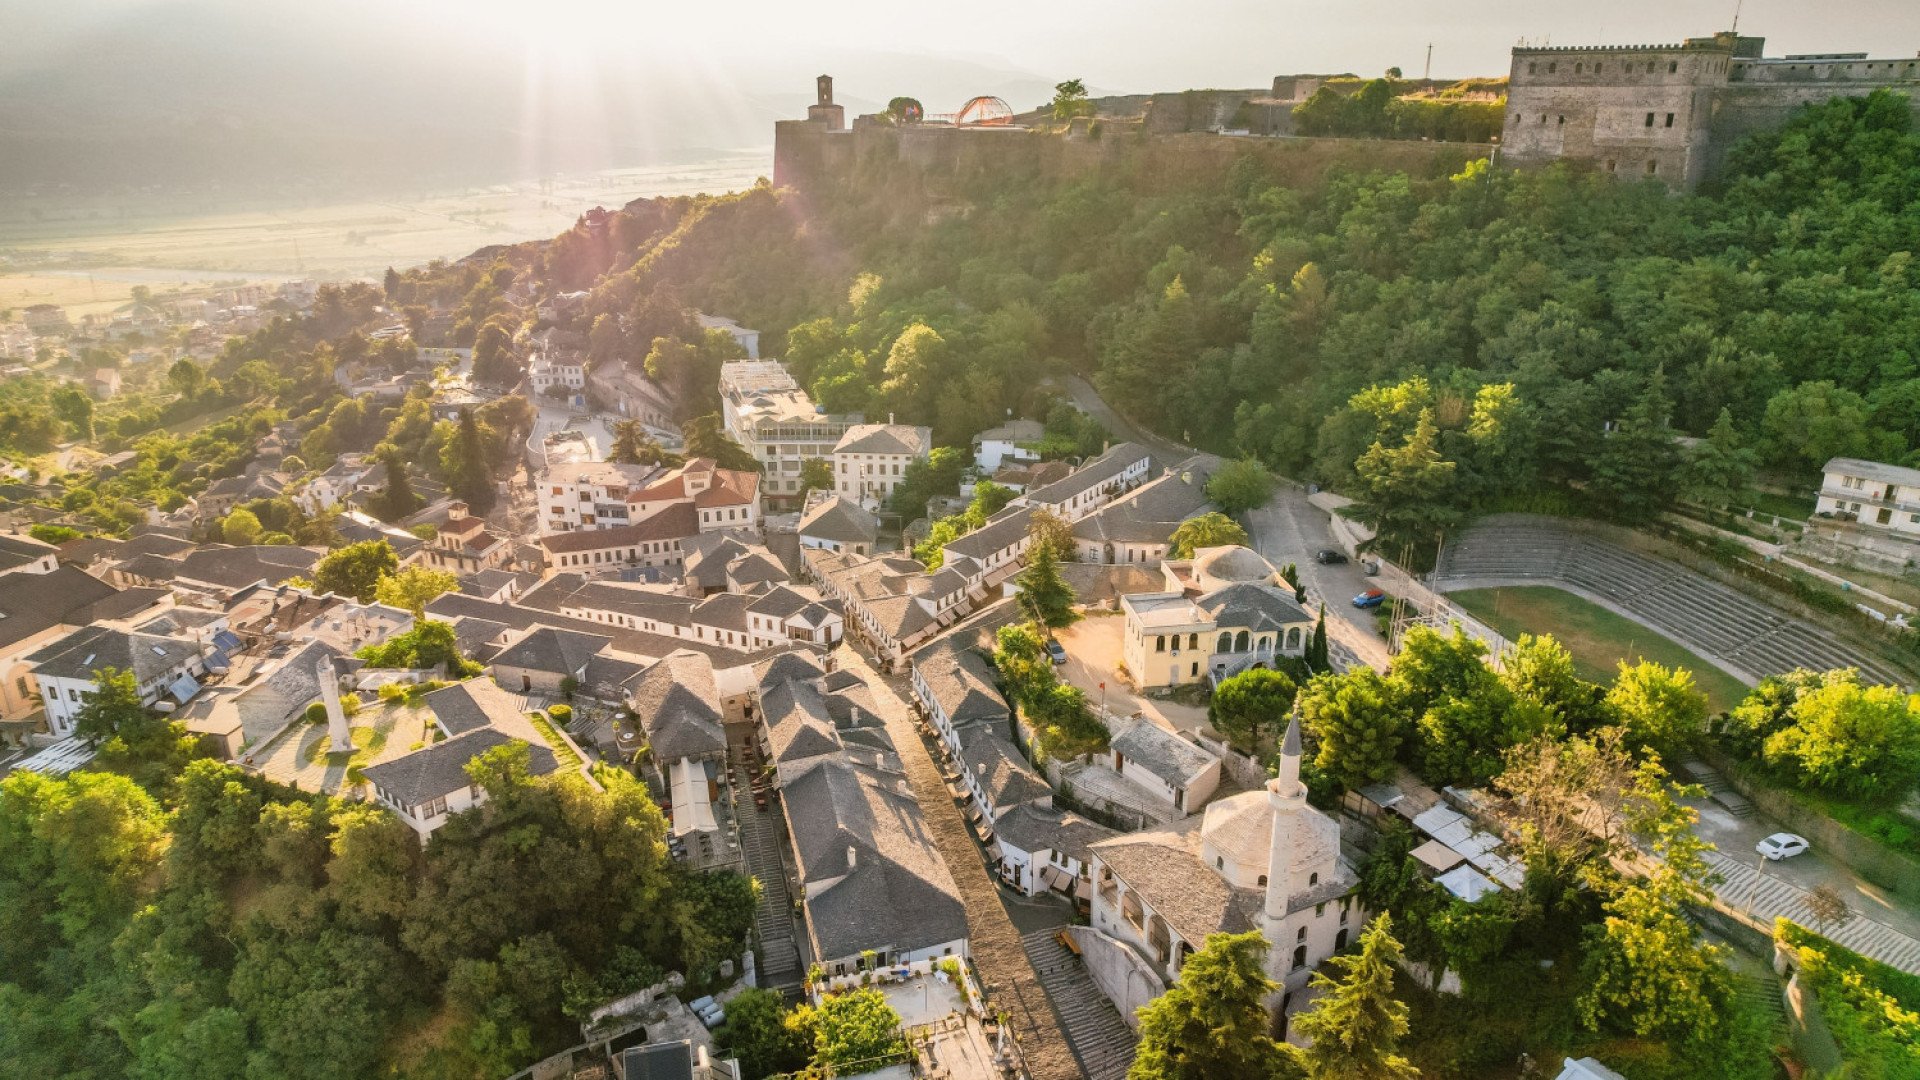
[1353,588,1386,609]
[1756,833,1809,861]
[1315,549,1349,565]
[1046,640,1068,665]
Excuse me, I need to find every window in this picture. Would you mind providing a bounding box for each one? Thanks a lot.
[1665,112,1675,128]
[1528,62,1537,74]
[1646,160,1658,175]
[1309,872,1319,887]
[424,795,448,818]
[1316,902,1325,917]
[1155,635,1166,653]
[1215,855,1224,870]
[1557,115,1565,125]
[1548,62,1557,73]
[1292,945,1307,971]
[1645,112,1655,127]
[1257,874,1267,888]
[1607,160,1617,172]
[1669,61,1678,73]
[1296,927,1307,942]
[1574,62,1583,74]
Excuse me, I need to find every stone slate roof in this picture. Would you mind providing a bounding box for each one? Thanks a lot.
[0,565,127,651]
[175,545,323,590]
[1023,442,1152,507]
[27,624,199,684]
[361,727,557,806]
[1110,718,1217,787]
[941,506,1034,563]
[782,756,969,962]
[422,679,527,737]
[1071,462,1213,545]
[537,502,700,555]
[426,593,768,668]
[491,625,611,677]
[1194,581,1310,633]
[798,494,879,545]
[633,651,726,761]
[763,677,845,767]
[0,533,58,572]
[961,732,1051,811]
[1091,815,1260,946]
[991,803,1119,864]
[909,637,1008,731]
[832,423,931,458]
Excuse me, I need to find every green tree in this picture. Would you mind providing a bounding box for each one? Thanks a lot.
[221,507,263,546]
[879,322,949,422]
[610,420,678,467]
[1501,634,1610,735]
[470,317,519,388]
[1205,459,1275,516]
[1586,377,1680,523]
[50,386,93,441]
[70,666,154,747]
[1129,931,1290,1080]
[1292,913,1419,1080]
[889,446,969,522]
[1026,507,1076,561]
[1350,408,1459,557]
[374,566,459,619]
[1762,675,1920,800]
[681,413,760,472]
[799,457,834,496]
[355,620,474,674]
[1169,511,1251,557]
[587,313,624,369]
[1300,669,1403,789]
[1306,605,1330,671]
[1018,541,1076,627]
[719,987,808,1079]
[440,408,497,513]
[1605,660,1708,761]
[367,445,420,522]
[1051,78,1094,122]
[1210,667,1298,753]
[313,539,399,603]
[167,358,205,399]
[1676,408,1759,509]
[802,988,907,1074]
[1760,380,1887,471]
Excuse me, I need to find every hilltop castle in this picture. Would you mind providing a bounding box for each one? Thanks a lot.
[1504,31,1920,188]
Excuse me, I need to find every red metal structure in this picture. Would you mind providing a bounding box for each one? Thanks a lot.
[955,95,1015,126]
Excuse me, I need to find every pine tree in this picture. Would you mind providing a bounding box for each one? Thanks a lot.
[1293,913,1418,1080]
[370,446,420,522]
[1129,931,1289,1080]
[441,409,496,514]
[1019,541,1076,627]
[1307,605,1330,671]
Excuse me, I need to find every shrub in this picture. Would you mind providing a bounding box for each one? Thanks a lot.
[548,703,573,726]
[304,701,327,724]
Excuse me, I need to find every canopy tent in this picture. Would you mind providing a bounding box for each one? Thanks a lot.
[668,757,718,838]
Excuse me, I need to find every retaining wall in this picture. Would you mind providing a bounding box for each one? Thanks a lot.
[1064,926,1164,1031]
[1701,746,1920,901]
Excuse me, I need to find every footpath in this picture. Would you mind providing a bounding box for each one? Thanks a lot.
[836,647,1084,1080]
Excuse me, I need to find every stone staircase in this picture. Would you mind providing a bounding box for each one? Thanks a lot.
[1733,971,1788,1037]
[728,729,804,996]
[1021,930,1138,1080]
[1681,759,1756,819]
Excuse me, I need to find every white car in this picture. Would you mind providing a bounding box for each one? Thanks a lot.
[1756,833,1809,861]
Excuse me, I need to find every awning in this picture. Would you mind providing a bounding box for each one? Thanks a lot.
[167,673,201,703]
[669,758,718,838]
[1040,866,1074,893]
[1434,864,1501,901]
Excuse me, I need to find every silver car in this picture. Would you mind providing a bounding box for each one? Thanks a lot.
[1755,832,1809,861]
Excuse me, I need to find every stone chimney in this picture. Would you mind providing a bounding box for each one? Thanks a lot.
[317,658,353,754]
[847,846,858,870]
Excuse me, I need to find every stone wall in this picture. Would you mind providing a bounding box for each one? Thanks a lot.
[1065,926,1165,1030]
[774,119,1489,204]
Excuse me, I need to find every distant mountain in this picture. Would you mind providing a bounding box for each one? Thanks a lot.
[0,1,1072,197]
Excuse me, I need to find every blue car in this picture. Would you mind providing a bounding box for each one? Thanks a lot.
[1352,589,1386,609]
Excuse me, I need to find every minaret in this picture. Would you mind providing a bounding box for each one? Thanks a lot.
[317,658,353,754]
[1263,712,1307,932]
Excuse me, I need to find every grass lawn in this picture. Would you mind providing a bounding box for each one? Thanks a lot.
[1451,585,1753,711]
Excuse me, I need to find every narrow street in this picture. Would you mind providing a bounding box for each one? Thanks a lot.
[835,647,1085,1080]
[1245,491,1393,673]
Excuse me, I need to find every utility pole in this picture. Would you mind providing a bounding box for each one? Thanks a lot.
[1425,43,1434,81]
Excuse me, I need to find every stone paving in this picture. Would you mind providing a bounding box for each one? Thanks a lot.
[836,647,1084,1080]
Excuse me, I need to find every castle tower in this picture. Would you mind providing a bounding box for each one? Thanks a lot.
[1263,712,1307,930]
[317,658,353,754]
[807,74,846,132]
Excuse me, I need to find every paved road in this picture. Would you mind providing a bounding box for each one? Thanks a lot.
[836,647,1084,1080]
[1245,491,1393,673]
[1060,375,1191,465]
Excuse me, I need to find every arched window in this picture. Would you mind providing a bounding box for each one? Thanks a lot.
[1335,929,1349,951]
[1257,875,1267,888]
[1218,632,1234,654]
[1188,633,1199,651]
[1234,630,1250,652]
[1297,927,1307,942]
[1309,872,1319,887]
[1291,945,1307,971]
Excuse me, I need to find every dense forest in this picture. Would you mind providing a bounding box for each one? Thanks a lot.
[528,90,1920,553]
[0,746,754,1079]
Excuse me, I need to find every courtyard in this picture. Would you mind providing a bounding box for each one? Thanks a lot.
[253,696,439,795]
[1049,613,1209,736]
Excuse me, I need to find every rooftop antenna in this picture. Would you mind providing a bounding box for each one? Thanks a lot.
[1731,0,1742,33]
[1424,43,1433,80]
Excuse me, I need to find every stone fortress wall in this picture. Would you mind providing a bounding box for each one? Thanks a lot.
[1505,30,1920,188]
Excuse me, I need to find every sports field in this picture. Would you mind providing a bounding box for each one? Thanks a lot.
[1450,585,1754,711]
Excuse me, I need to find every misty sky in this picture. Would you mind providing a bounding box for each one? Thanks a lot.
[11,0,1920,94]
[5,0,1920,193]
